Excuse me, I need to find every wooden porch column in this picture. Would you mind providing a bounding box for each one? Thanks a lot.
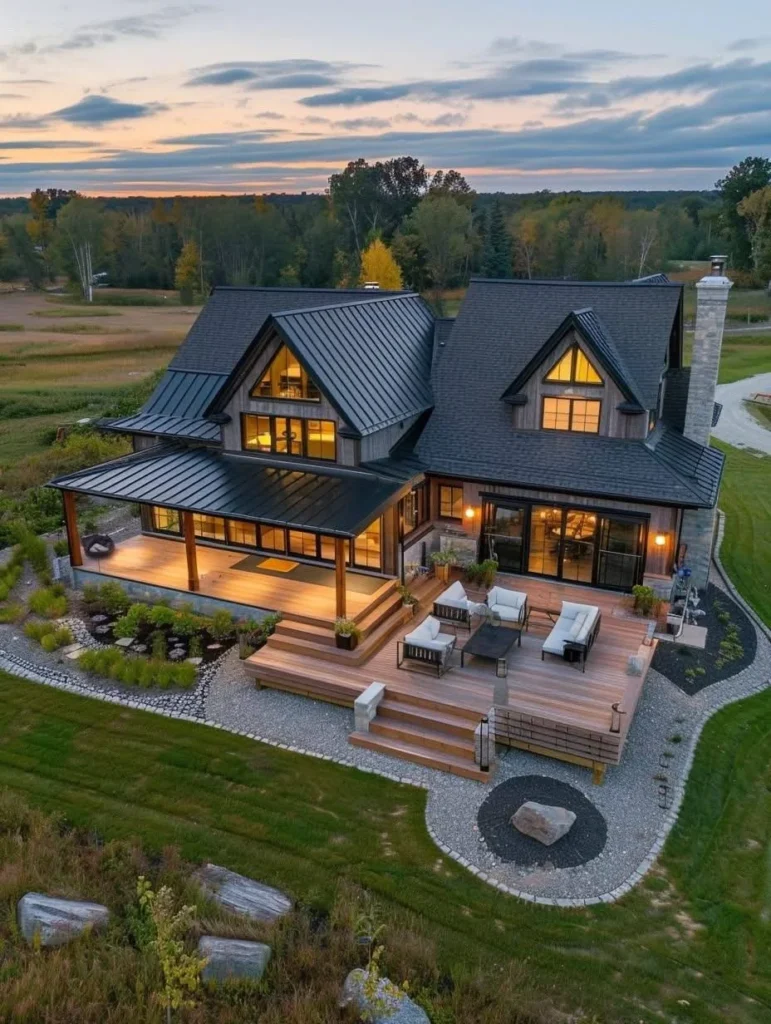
[181,511,200,592]
[62,490,83,567]
[334,536,347,619]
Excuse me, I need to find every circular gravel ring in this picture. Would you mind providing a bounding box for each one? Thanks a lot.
[477,775,607,868]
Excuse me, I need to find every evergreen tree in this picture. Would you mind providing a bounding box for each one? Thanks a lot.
[481,199,512,278]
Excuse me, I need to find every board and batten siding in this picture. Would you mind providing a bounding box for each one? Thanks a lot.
[427,476,680,578]
[511,329,649,440]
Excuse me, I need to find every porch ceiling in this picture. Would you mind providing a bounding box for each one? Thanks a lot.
[49,443,411,537]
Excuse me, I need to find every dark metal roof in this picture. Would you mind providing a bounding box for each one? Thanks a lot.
[169,287,408,375]
[502,307,647,410]
[267,295,435,436]
[416,425,721,508]
[646,426,724,506]
[106,369,227,442]
[632,273,670,284]
[49,444,409,537]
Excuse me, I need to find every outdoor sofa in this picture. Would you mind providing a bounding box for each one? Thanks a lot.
[397,615,456,677]
[486,586,528,625]
[541,601,601,672]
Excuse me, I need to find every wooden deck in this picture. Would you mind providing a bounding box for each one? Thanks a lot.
[247,574,656,780]
[78,534,396,627]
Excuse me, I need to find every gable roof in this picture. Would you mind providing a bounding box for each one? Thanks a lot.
[501,307,647,410]
[210,293,435,437]
[107,368,225,442]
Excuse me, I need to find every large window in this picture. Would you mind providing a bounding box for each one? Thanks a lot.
[545,345,603,385]
[253,343,320,401]
[242,414,336,461]
[229,519,257,547]
[439,484,463,520]
[402,483,428,535]
[152,506,180,534]
[353,518,382,570]
[259,525,286,552]
[289,529,318,558]
[193,513,226,542]
[542,397,601,433]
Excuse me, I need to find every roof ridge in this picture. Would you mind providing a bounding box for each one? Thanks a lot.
[469,276,681,288]
[271,292,423,318]
[212,285,408,295]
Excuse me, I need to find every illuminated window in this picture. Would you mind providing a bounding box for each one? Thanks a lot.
[151,506,180,534]
[402,483,428,534]
[242,414,335,461]
[439,485,463,520]
[193,513,226,541]
[542,397,601,433]
[319,535,336,561]
[288,530,318,558]
[259,525,286,552]
[353,518,382,570]
[545,345,603,385]
[229,519,257,547]
[252,343,321,401]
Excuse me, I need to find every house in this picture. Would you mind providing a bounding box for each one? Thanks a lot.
[49,261,732,780]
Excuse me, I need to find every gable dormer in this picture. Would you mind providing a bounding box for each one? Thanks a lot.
[251,342,322,402]
[501,309,649,439]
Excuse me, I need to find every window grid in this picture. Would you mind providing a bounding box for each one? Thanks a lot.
[439,485,463,519]
[542,397,601,433]
[252,343,321,401]
[545,345,603,385]
[242,413,336,461]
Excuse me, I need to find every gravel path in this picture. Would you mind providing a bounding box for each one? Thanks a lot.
[713,371,771,453]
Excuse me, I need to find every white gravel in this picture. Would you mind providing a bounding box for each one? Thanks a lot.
[713,371,771,453]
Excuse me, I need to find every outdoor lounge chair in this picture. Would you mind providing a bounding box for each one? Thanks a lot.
[486,586,528,625]
[433,580,480,632]
[397,615,456,677]
[541,601,601,672]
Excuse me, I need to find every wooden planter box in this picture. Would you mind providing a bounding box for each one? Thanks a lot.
[335,632,359,651]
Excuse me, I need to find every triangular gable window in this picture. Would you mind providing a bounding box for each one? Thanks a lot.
[251,343,321,401]
[545,345,603,385]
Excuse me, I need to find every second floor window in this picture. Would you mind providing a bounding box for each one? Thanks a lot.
[545,345,603,385]
[242,413,336,461]
[252,343,320,401]
[402,483,428,534]
[439,484,463,519]
[542,397,601,433]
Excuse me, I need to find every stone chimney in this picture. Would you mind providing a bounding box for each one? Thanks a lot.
[682,256,732,447]
[678,257,732,592]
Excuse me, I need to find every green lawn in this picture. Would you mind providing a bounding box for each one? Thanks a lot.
[0,672,769,1023]
[714,440,771,628]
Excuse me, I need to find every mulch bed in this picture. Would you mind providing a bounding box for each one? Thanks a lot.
[652,582,757,695]
[477,775,607,869]
[88,613,235,665]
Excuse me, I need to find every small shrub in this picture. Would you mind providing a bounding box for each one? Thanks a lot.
[24,620,56,642]
[113,602,152,638]
[148,605,176,629]
[78,648,197,689]
[173,610,205,637]
[632,584,656,616]
[465,559,498,589]
[0,602,25,624]
[40,633,60,653]
[28,586,68,619]
[81,582,102,612]
[26,622,73,651]
[150,629,167,660]
[188,635,203,659]
[334,617,362,640]
[99,581,130,616]
[52,539,69,557]
[208,609,235,642]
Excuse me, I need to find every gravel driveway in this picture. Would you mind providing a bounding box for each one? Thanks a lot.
[713,371,771,454]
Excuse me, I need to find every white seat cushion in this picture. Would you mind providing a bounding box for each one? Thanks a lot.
[405,616,454,651]
[488,587,526,610]
[568,613,586,639]
[437,581,470,610]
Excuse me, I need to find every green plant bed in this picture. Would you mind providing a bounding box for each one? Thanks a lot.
[78,647,198,689]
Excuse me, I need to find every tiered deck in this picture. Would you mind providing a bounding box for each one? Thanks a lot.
[246,575,656,781]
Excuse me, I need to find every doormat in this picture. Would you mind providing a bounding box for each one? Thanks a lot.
[258,557,299,573]
[230,554,386,595]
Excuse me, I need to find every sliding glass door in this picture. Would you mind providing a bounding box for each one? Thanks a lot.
[596,517,645,589]
[484,505,525,573]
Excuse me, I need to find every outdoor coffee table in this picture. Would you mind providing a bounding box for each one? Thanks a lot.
[460,623,521,678]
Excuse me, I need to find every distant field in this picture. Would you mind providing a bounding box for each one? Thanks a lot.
[0,291,192,465]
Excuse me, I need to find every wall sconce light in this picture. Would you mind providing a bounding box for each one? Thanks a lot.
[654,532,667,547]
[464,506,476,520]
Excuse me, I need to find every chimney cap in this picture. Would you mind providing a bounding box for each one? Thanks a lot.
[709,255,728,275]
[362,281,380,291]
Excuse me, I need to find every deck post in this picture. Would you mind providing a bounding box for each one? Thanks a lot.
[334,536,347,619]
[62,490,83,567]
[181,511,200,592]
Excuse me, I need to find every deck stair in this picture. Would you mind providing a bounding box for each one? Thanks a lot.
[349,691,492,781]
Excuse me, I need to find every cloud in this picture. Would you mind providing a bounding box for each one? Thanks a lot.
[336,117,392,130]
[51,95,168,125]
[0,93,24,99]
[156,130,277,146]
[487,37,556,56]
[0,114,47,129]
[0,78,51,85]
[726,37,770,52]
[0,139,99,149]
[254,110,285,119]
[45,6,209,53]
[185,59,366,89]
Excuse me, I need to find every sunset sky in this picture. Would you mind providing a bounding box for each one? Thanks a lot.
[1,0,770,196]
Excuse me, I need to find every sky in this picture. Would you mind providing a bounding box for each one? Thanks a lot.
[0,0,770,196]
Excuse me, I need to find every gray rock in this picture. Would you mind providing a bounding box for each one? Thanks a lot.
[133,644,148,653]
[18,892,109,947]
[194,863,291,922]
[207,643,223,650]
[186,657,203,666]
[91,614,109,623]
[340,969,429,1024]
[114,637,133,648]
[511,801,576,846]
[198,936,271,984]
[169,649,186,661]
[94,625,111,635]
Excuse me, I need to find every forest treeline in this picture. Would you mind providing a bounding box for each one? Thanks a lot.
[1,155,769,300]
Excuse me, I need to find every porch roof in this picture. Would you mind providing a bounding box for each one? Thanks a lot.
[49,444,412,537]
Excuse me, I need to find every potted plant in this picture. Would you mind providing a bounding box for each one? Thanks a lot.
[334,617,363,650]
[397,584,419,615]
[465,558,498,591]
[430,546,458,584]
[632,584,656,617]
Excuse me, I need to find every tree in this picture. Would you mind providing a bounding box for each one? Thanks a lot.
[359,238,403,289]
[715,157,771,270]
[738,186,771,281]
[55,197,104,301]
[428,169,475,208]
[174,240,200,304]
[403,196,472,310]
[481,199,512,278]
[512,214,539,278]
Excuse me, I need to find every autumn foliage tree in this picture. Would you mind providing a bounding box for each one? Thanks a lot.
[174,240,201,304]
[359,238,403,290]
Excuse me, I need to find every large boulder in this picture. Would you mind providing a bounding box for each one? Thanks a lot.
[511,801,576,846]
[340,968,430,1024]
[17,892,109,947]
[194,863,292,922]
[198,936,272,984]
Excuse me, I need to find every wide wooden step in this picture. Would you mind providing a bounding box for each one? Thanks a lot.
[247,662,358,707]
[370,718,474,759]
[378,687,483,724]
[349,731,490,782]
[377,698,477,739]
[274,619,337,647]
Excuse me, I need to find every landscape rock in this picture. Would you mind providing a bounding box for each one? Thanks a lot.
[340,969,429,1024]
[194,863,292,922]
[207,643,222,650]
[198,936,272,983]
[17,892,109,947]
[169,649,186,660]
[186,656,203,666]
[511,801,576,846]
[114,637,133,648]
[91,614,109,623]
[94,625,111,635]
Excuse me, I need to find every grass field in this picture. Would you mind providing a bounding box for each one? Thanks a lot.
[0,671,769,1023]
